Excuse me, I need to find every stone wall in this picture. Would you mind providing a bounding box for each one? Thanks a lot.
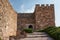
[34,4,55,30]
[0,0,17,40]
[17,13,35,30]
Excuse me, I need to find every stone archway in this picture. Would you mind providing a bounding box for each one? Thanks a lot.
[28,25,33,29]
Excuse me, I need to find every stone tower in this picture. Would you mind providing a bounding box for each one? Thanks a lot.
[0,0,17,40]
[34,4,55,30]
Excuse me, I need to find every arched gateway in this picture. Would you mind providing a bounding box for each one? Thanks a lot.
[28,25,33,29]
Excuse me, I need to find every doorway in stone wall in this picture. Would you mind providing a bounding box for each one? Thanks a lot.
[28,25,33,29]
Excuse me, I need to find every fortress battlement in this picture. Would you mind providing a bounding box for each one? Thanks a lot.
[36,4,54,7]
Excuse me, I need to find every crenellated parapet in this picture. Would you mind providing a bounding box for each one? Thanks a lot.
[36,4,54,7]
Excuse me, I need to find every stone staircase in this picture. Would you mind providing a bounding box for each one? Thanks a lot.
[20,32,54,40]
[10,32,54,40]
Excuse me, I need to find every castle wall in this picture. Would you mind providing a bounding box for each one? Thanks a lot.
[0,0,17,40]
[34,4,55,30]
[17,4,55,30]
[17,13,35,30]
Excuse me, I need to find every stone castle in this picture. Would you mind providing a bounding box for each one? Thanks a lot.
[17,4,55,31]
[0,0,55,40]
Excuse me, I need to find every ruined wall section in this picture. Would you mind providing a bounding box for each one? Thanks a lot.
[35,4,55,30]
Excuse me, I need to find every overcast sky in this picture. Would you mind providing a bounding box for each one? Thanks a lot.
[9,0,60,26]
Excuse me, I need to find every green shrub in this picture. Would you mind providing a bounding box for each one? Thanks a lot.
[23,28,33,33]
[44,26,60,40]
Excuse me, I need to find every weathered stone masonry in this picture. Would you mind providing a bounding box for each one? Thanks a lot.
[17,13,35,30]
[0,0,17,40]
[35,4,55,30]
